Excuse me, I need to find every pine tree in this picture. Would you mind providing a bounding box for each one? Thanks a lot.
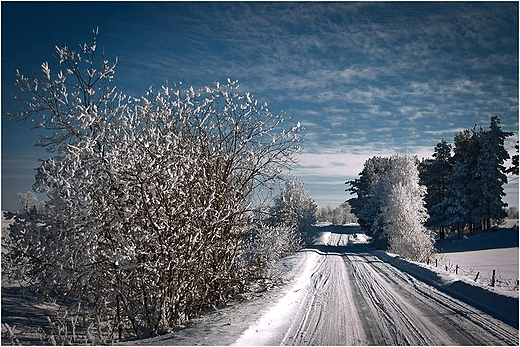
[419,139,453,239]
[433,117,513,236]
[432,129,475,235]
[473,116,513,229]
[346,156,392,235]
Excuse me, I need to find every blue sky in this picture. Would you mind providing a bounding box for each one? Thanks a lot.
[2,2,519,212]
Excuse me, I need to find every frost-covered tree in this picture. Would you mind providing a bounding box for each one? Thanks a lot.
[332,204,347,225]
[375,154,434,262]
[4,30,302,340]
[347,156,392,234]
[506,206,519,219]
[270,179,317,244]
[505,141,519,176]
[317,205,333,223]
[16,191,39,213]
[332,202,356,225]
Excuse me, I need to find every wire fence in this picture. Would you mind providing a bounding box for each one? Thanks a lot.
[427,254,519,292]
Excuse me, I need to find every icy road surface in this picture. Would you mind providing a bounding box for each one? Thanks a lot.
[134,225,518,345]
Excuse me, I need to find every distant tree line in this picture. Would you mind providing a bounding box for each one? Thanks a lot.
[316,202,357,225]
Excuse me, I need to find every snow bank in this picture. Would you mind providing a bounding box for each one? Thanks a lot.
[231,252,321,345]
[374,250,519,328]
[350,233,372,244]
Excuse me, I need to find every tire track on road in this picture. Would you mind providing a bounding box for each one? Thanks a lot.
[233,227,518,346]
[344,250,518,345]
[282,253,366,345]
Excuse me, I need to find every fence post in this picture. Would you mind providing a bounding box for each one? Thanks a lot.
[435,259,438,267]
[455,265,458,274]
[491,270,496,287]
[474,272,480,282]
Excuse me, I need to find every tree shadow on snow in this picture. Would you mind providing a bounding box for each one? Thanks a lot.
[436,228,519,253]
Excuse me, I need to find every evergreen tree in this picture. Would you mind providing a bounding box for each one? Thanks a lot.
[432,117,513,235]
[346,156,392,234]
[431,129,479,235]
[472,116,513,229]
[419,139,453,239]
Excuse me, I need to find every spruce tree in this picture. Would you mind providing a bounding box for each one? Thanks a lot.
[430,130,473,236]
[347,156,392,236]
[433,117,513,235]
[419,139,453,239]
[473,116,513,229]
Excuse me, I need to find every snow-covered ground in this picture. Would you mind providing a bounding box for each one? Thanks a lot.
[129,224,518,345]
[435,227,519,295]
[442,248,517,284]
[3,216,518,345]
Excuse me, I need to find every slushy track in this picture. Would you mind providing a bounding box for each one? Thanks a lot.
[277,226,518,346]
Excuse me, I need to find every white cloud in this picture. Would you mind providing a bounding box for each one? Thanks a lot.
[423,128,466,137]
[291,145,438,206]
[294,145,434,179]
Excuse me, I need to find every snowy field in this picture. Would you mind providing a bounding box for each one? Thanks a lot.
[435,227,519,294]
[443,248,518,283]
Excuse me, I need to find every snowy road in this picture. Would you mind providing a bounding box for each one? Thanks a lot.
[135,225,518,346]
[234,225,519,346]
[345,250,516,345]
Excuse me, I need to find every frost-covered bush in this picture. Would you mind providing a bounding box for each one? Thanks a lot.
[4,30,302,340]
[243,222,301,274]
[270,179,317,244]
